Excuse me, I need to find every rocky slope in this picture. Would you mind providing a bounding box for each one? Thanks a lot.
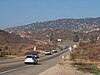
[0,30,23,45]
[4,17,100,33]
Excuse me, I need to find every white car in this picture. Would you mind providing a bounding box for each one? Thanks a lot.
[24,55,38,64]
[52,49,57,53]
[45,50,52,55]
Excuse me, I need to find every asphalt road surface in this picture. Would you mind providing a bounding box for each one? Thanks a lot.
[0,50,68,75]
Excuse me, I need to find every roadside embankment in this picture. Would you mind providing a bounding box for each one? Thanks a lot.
[39,51,94,75]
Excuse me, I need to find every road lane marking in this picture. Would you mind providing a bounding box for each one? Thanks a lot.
[0,65,32,75]
[0,50,67,75]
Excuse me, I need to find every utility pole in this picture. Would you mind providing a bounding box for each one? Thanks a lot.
[49,29,57,48]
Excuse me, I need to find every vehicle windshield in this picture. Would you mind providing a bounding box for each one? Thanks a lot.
[26,56,35,58]
[32,53,38,55]
[46,50,51,52]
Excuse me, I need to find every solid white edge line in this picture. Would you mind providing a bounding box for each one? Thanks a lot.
[0,50,66,75]
[0,65,31,75]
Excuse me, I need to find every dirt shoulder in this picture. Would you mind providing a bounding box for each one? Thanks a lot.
[39,52,94,75]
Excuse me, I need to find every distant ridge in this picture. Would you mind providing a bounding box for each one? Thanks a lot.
[4,17,100,33]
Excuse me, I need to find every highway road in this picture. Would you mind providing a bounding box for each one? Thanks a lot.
[0,50,68,75]
[0,52,45,64]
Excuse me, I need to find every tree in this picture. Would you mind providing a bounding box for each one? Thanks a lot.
[79,41,85,47]
[89,34,97,43]
[73,34,79,42]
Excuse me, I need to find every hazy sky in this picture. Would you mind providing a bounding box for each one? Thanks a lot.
[0,0,100,29]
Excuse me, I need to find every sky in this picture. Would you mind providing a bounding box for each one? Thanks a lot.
[0,0,100,29]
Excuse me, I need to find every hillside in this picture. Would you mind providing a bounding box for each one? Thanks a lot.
[2,17,100,57]
[0,30,34,51]
[0,30,23,45]
[17,29,73,41]
[0,30,62,55]
[4,17,100,33]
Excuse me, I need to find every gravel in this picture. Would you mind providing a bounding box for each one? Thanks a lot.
[39,54,94,75]
[39,63,94,75]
